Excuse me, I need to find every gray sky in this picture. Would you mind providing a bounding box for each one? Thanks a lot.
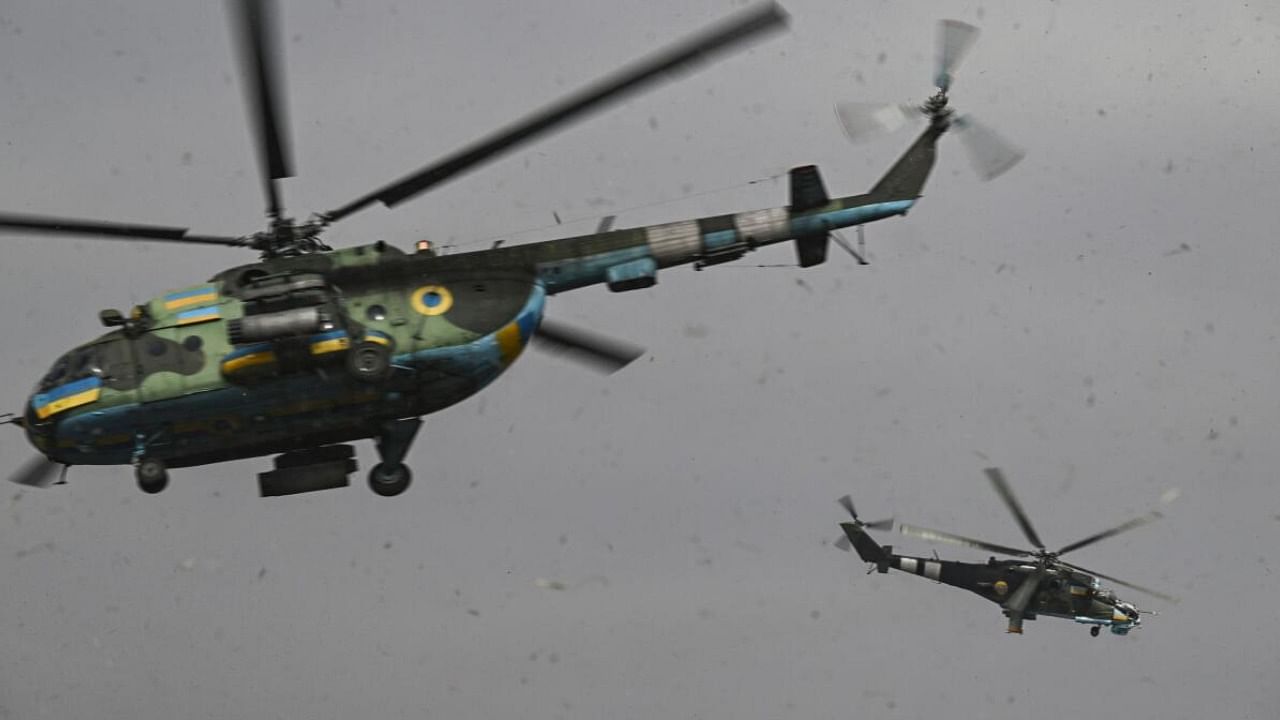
[1,1,1278,718]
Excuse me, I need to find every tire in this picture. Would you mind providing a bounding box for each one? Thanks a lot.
[1090,626,1101,637]
[347,341,391,382]
[368,462,411,497]
[136,458,169,494]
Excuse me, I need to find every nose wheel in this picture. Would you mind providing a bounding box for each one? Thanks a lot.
[1090,626,1101,637]
[368,417,421,496]
[135,457,169,494]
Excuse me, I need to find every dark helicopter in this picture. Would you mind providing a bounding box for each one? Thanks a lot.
[836,468,1177,636]
[1,4,1020,497]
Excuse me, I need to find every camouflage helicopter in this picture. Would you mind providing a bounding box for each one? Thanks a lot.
[1,4,1020,497]
[836,469,1178,636]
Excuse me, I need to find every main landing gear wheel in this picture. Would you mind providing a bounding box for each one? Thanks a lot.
[136,457,168,494]
[368,462,411,496]
[1090,626,1101,637]
[347,341,391,382]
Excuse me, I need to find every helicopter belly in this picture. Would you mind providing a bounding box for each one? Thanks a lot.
[44,284,546,468]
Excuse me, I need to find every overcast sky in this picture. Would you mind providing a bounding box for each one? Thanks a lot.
[1,1,1278,718]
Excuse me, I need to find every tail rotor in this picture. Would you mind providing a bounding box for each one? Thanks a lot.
[834,19,1023,181]
[834,494,893,551]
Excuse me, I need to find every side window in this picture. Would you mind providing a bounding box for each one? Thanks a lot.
[96,340,138,388]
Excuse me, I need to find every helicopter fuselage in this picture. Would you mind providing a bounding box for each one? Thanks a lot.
[842,521,1141,635]
[22,174,924,478]
[879,553,1141,635]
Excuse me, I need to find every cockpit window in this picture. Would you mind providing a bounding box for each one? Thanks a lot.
[38,339,133,391]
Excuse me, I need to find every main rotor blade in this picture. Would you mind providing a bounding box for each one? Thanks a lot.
[1055,510,1163,557]
[935,19,978,91]
[323,2,789,223]
[9,456,59,489]
[984,467,1045,550]
[533,318,646,374]
[0,213,249,247]
[1004,566,1044,614]
[952,115,1024,181]
[899,522,1032,558]
[833,534,853,552]
[229,0,294,218]
[1059,561,1179,604]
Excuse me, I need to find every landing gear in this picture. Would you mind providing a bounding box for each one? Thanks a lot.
[135,457,168,494]
[347,341,391,382]
[1090,626,1101,637]
[369,462,412,496]
[369,417,421,496]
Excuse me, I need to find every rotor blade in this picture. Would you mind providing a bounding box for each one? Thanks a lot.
[9,456,59,489]
[229,0,294,218]
[837,494,858,520]
[862,517,894,531]
[0,213,249,246]
[952,115,1024,181]
[1004,566,1044,613]
[1055,510,1164,557]
[984,467,1045,550]
[935,19,979,91]
[1060,561,1180,604]
[899,522,1032,557]
[323,2,789,223]
[532,318,646,374]
[834,534,853,552]
[834,102,923,144]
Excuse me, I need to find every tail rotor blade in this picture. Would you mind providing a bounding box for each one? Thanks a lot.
[9,456,59,489]
[834,102,922,143]
[862,517,894,531]
[935,19,979,91]
[953,115,1024,181]
[533,318,645,374]
[837,494,859,520]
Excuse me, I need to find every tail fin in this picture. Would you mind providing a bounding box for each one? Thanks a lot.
[868,124,945,202]
[840,522,891,571]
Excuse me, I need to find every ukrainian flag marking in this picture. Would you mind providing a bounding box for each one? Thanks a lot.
[164,286,219,310]
[32,376,102,419]
[175,305,221,326]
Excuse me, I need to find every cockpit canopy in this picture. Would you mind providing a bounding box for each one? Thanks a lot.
[35,333,136,393]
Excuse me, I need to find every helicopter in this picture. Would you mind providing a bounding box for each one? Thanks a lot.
[1,4,1021,497]
[835,468,1178,636]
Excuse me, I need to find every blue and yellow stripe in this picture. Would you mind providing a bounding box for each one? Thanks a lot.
[32,376,102,420]
[175,305,221,326]
[164,285,219,310]
[221,342,277,376]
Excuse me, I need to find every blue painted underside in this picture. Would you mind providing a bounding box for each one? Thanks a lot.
[50,286,547,466]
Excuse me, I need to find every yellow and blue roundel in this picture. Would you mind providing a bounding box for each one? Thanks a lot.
[32,376,102,420]
[410,285,453,316]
